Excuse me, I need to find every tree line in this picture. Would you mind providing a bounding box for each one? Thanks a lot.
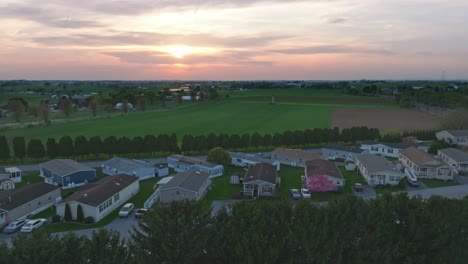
[2,194,468,264]
[0,127,442,162]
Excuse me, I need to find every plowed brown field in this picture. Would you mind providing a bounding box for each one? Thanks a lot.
[331,107,441,132]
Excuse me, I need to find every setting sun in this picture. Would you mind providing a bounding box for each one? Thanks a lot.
[163,45,193,58]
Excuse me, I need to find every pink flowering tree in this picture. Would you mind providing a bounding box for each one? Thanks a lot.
[306,175,337,192]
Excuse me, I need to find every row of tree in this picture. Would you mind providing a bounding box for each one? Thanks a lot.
[2,195,468,264]
[396,87,468,109]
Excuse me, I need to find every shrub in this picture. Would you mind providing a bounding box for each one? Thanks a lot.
[51,215,62,223]
[84,216,95,224]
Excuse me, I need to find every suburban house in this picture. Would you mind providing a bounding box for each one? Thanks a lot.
[0,167,22,183]
[360,141,416,158]
[436,130,468,146]
[229,152,280,171]
[305,159,345,189]
[159,171,211,203]
[399,147,455,181]
[355,154,404,186]
[0,178,15,190]
[102,157,169,180]
[243,163,278,198]
[167,155,224,178]
[39,159,96,189]
[0,183,61,226]
[271,148,321,167]
[56,174,140,223]
[437,148,468,174]
[322,145,367,161]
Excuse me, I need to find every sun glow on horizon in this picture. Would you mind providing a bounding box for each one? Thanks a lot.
[163,45,193,58]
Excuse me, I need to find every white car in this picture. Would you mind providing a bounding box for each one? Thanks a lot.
[20,219,47,233]
[290,189,301,200]
[301,189,311,198]
[119,203,135,218]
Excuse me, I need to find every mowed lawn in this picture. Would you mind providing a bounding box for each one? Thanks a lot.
[2,101,332,141]
[226,88,361,98]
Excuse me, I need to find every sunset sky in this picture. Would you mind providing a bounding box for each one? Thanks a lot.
[1,0,467,80]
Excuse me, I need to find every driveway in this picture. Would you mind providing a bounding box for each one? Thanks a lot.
[352,185,377,199]
[455,175,468,185]
[406,181,429,191]
[406,184,468,199]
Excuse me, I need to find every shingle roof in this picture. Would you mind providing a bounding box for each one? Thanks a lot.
[399,147,439,167]
[40,159,94,177]
[160,170,210,192]
[439,148,468,163]
[0,183,60,211]
[243,163,277,184]
[60,174,138,207]
[168,155,220,168]
[323,144,365,154]
[229,152,275,165]
[272,148,321,160]
[102,157,152,173]
[305,159,343,179]
[445,130,468,137]
[356,154,402,174]
[361,141,417,149]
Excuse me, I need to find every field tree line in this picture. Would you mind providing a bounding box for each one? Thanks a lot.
[1,194,468,264]
[0,127,438,163]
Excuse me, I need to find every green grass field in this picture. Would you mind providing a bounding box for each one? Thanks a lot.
[225,88,361,98]
[421,180,459,188]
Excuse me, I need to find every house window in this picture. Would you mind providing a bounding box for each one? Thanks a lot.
[371,146,378,151]
[237,159,242,163]
[99,198,113,213]
[65,177,70,182]
[114,193,120,202]
[261,185,273,193]
[388,149,393,153]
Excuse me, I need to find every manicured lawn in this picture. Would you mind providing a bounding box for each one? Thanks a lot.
[374,185,406,194]
[42,177,159,233]
[421,180,459,188]
[15,171,43,188]
[201,166,245,209]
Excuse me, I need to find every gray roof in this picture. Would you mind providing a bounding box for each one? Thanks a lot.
[323,144,365,154]
[102,157,152,173]
[243,163,277,184]
[60,174,138,207]
[439,148,468,163]
[356,154,402,174]
[168,155,220,168]
[160,170,210,192]
[0,183,60,211]
[361,141,416,149]
[445,130,468,137]
[229,152,275,165]
[40,159,94,177]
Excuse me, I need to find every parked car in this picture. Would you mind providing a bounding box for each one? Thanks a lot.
[134,208,148,219]
[301,189,311,198]
[20,219,47,233]
[3,219,29,234]
[353,183,364,192]
[119,203,135,217]
[407,177,419,187]
[290,189,301,200]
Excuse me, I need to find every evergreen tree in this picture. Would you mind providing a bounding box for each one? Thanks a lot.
[58,136,74,157]
[0,136,10,161]
[181,134,195,152]
[27,138,46,160]
[64,203,72,221]
[240,133,250,149]
[207,133,218,149]
[76,204,84,223]
[88,136,103,158]
[103,136,118,156]
[46,138,58,158]
[251,132,263,149]
[12,136,26,162]
[74,135,89,158]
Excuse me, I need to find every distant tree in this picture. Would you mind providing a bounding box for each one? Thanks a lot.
[137,97,147,111]
[64,203,72,222]
[117,136,132,155]
[306,175,336,192]
[143,134,157,155]
[251,133,263,149]
[229,134,241,149]
[76,205,84,223]
[263,133,272,147]
[12,136,26,162]
[38,102,51,123]
[27,139,46,160]
[207,147,231,166]
[59,97,73,117]
[272,133,282,146]
[46,138,58,158]
[181,134,195,152]
[208,87,220,100]
[7,99,25,122]
[177,93,183,104]
[88,100,98,117]
[240,133,251,149]
[169,133,179,153]
[144,91,157,104]
[132,136,144,156]
[88,136,103,158]
[207,133,217,149]
[58,136,74,157]
[0,136,10,161]
[122,99,129,114]
[194,135,208,153]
